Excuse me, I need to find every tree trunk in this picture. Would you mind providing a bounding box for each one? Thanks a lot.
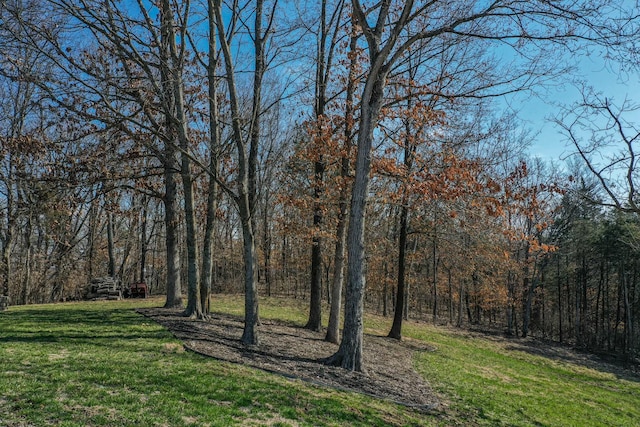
[163,154,183,309]
[448,268,453,324]
[1,168,14,301]
[180,155,202,318]
[325,29,357,345]
[87,201,95,282]
[306,0,333,332]
[240,202,259,345]
[388,83,418,338]
[326,73,385,370]
[432,228,438,324]
[623,271,633,359]
[159,0,182,310]
[263,199,272,297]
[325,182,348,343]
[139,199,148,283]
[388,204,409,339]
[521,241,533,337]
[200,0,220,315]
[306,223,323,331]
[457,279,464,327]
[159,0,202,319]
[213,0,261,345]
[557,254,563,342]
[107,210,115,278]
[20,214,32,305]
[506,272,516,335]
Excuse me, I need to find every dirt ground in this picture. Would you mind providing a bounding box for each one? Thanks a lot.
[137,308,439,411]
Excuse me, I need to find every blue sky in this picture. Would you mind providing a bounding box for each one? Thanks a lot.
[505,54,640,163]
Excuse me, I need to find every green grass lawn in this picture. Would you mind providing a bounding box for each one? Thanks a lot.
[404,324,640,426]
[1,295,639,426]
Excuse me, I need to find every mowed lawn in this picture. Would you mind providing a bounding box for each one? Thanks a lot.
[0,296,638,426]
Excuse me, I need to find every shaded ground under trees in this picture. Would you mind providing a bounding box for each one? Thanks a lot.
[138,307,438,410]
[137,306,639,412]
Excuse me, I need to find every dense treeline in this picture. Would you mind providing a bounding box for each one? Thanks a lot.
[1,0,639,367]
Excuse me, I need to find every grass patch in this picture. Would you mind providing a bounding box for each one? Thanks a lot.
[406,324,640,426]
[2,295,639,426]
[212,295,640,427]
[0,298,425,426]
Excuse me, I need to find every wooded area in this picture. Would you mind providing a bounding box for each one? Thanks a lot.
[1,0,639,370]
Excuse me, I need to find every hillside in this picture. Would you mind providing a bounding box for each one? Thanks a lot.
[1,296,639,426]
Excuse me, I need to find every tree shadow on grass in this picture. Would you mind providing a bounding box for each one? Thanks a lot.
[0,307,170,346]
[505,338,640,383]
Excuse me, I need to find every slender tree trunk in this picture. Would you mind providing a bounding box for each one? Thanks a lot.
[403,259,411,321]
[306,0,333,332]
[575,258,583,346]
[432,225,438,324]
[117,223,133,283]
[20,214,32,305]
[388,204,408,339]
[180,153,202,318]
[457,279,464,327]
[382,261,389,317]
[623,272,633,359]
[605,263,611,350]
[263,199,272,297]
[248,0,265,234]
[139,199,148,283]
[325,29,356,344]
[214,0,261,344]
[306,221,324,331]
[1,168,14,301]
[107,210,115,278]
[158,0,202,318]
[325,177,349,343]
[522,242,533,337]
[388,85,418,338]
[87,201,95,282]
[240,202,259,345]
[466,288,473,324]
[200,0,220,315]
[246,0,265,337]
[557,254,563,342]
[595,260,603,344]
[507,271,516,335]
[566,255,572,339]
[448,268,453,324]
[200,179,217,313]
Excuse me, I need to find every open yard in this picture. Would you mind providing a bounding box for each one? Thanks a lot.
[1,296,638,426]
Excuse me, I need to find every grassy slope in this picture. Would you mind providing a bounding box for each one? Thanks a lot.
[0,298,423,427]
[1,295,639,426]
[404,324,640,427]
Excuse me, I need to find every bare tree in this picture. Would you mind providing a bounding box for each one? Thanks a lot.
[325,26,358,344]
[212,0,280,345]
[558,92,640,214]
[3,0,195,308]
[0,0,56,304]
[327,0,625,371]
[304,0,346,332]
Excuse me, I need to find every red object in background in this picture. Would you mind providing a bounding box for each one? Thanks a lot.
[129,282,148,298]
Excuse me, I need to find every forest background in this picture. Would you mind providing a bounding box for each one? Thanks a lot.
[1,0,640,369]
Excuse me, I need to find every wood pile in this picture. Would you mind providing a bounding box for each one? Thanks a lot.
[86,277,123,301]
[0,295,8,311]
